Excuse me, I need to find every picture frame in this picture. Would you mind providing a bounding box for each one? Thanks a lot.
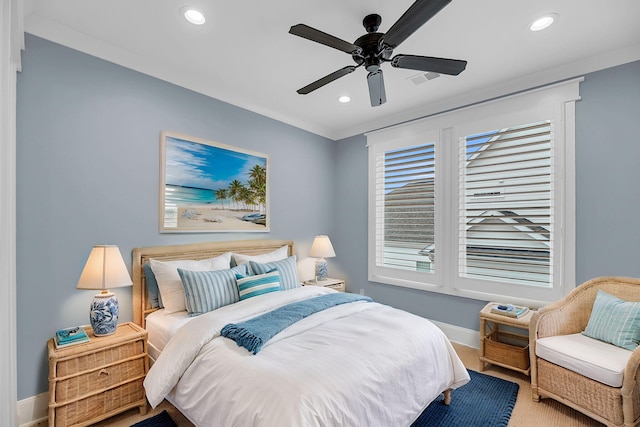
[159,131,269,233]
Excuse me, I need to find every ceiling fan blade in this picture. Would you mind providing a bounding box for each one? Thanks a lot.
[296,66,358,95]
[367,69,387,107]
[391,54,467,75]
[382,0,451,49]
[289,24,363,55]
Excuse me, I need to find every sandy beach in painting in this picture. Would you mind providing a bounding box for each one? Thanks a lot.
[175,206,266,230]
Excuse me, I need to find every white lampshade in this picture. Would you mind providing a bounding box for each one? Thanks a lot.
[77,245,131,336]
[77,245,132,291]
[309,235,335,281]
[309,235,336,259]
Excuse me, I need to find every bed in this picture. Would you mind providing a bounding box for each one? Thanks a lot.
[132,239,470,426]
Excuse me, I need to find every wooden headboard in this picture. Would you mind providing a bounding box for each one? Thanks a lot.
[131,239,294,328]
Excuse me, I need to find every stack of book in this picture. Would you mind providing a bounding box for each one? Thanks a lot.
[490,303,529,318]
[54,326,90,348]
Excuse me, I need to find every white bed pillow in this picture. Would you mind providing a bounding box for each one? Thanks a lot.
[149,252,232,314]
[231,245,289,266]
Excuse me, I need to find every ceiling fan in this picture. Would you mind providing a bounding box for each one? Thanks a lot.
[289,0,467,107]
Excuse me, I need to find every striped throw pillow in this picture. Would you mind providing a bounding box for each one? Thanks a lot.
[249,256,300,290]
[177,265,247,316]
[236,270,282,300]
[143,263,163,309]
[583,289,640,350]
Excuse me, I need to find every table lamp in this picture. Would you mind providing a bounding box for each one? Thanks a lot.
[309,235,336,281]
[77,245,132,336]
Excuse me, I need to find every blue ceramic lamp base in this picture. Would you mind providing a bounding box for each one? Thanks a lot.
[89,291,119,336]
[315,259,328,281]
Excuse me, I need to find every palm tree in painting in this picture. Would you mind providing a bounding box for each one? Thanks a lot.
[215,188,228,210]
[239,186,253,210]
[248,164,266,212]
[249,165,266,188]
[228,179,245,210]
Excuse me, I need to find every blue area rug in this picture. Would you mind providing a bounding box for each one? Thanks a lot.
[130,410,177,427]
[412,370,519,427]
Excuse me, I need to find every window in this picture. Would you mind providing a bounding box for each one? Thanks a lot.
[367,79,580,305]
[459,120,552,287]
[375,143,435,272]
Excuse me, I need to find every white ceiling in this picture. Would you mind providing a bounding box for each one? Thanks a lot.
[22,0,640,140]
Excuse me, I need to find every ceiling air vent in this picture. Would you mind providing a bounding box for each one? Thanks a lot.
[408,72,441,85]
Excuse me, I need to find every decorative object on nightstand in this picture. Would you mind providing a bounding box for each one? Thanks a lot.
[309,235,336,281]
[489,303,529,318]
[303,278,346,292]
[53,326,90,349]
[77,245,132,336]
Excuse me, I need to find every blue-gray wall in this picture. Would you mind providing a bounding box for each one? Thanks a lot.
[334,59,640,332]
[575,61,640,281]
[16,31,640,400]
[16,35,336,399]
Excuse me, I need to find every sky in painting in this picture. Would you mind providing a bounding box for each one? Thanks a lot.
[165,136,266,191]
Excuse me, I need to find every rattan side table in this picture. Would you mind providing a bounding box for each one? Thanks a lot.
[48,322,148,426]
[479,302,535,376]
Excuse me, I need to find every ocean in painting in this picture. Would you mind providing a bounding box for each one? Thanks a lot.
[164,184,219,228]
[162,184,265,230]
[165,184,217,205]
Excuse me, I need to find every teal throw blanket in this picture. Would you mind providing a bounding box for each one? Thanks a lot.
[221,293,372,354]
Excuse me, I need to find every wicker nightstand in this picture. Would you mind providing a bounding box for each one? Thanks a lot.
[48,322,149,427]
[479,302,535,376]
[302,278,346,292]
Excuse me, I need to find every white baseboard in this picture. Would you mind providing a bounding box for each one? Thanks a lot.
[17,320,478,426]
[17,392,48,427]
[430,319,479,349]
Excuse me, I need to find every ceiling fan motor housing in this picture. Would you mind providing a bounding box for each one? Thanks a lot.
[353,14,393,72]
[353,33,386,71]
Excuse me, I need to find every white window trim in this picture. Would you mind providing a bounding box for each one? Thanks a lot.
[367,78,581,307]
[1,0,22,425]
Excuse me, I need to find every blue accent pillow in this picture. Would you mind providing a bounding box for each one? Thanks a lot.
[249,256,300,291]
[177,264,247,316]
[236,270,282,300]
[582,289,640,350]
[144,263,163,309]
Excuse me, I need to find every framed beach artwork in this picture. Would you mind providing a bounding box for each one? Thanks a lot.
[159,131,269,233]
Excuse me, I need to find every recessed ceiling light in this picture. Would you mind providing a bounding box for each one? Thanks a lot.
[182,8,206,25]
[338,96,351,103]
[529,14,557,32]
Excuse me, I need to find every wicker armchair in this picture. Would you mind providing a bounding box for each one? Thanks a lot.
[530,276,640,427]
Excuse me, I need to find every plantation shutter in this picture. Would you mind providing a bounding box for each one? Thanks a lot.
[375,143,435,272]
[458,120,553,287]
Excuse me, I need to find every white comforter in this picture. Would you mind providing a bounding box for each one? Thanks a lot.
[144,286,469,427]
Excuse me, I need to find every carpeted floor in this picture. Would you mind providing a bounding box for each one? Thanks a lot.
[411,369,518,426]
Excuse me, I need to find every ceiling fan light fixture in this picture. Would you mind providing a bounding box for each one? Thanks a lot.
[529,14,557,32]
[338,95,351,103]
[182,8,206,25]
